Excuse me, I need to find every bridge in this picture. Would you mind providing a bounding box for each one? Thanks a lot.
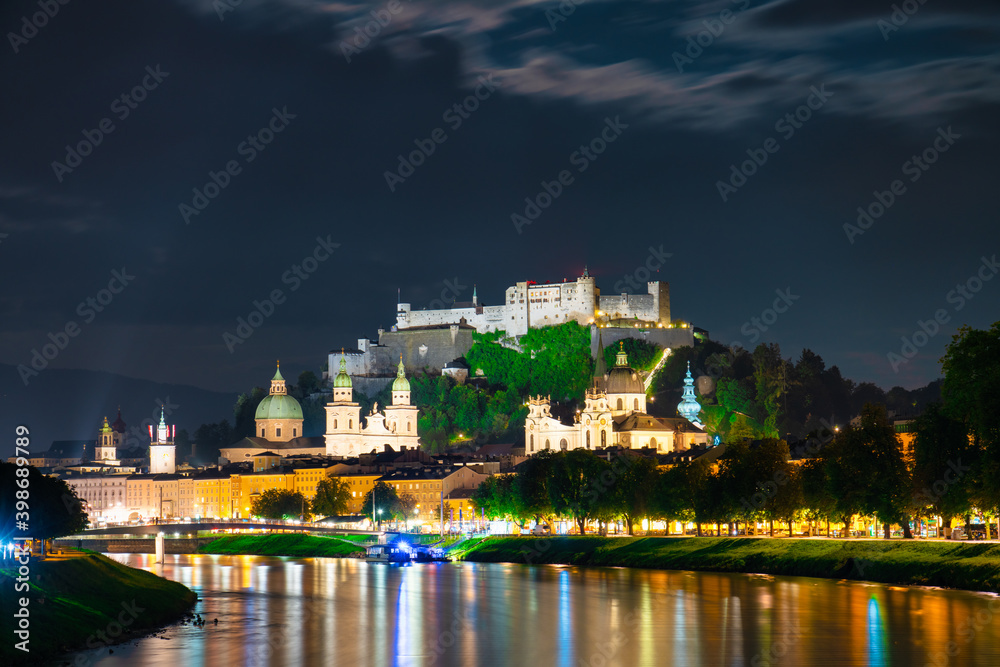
[68,520,379,538]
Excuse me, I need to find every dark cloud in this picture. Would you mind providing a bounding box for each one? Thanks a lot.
[0,0,997,399]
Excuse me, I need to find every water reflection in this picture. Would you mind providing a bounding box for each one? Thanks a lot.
[61,555,1000,667]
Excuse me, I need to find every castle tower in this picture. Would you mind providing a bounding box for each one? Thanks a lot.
[255,362,305,442]
[95,417,120,463]
[149,407,176,474]
[677,362,702,425]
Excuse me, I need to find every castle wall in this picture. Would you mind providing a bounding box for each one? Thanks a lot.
[376,327,475,374]
[394,276,670,337]
[591,325,694,357]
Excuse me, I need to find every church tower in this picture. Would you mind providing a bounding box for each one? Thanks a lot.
[254,362,304,441]
[385,356,419,439]
[95,417,120,464]
[325,353,362,456]
[677,362,702,426]
[149,407,176,474]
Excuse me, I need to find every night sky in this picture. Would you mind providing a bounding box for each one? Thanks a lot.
[1,0,997,396]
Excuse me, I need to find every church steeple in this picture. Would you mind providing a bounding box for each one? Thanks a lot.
[615,341,629,367]
[677,362,702,425]
[270,361,287,395]
[391,355,411,405]
[332,350,353,402]
[593,328,607,385]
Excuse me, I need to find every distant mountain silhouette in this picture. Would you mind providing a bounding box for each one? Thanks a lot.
[0,364,237,460]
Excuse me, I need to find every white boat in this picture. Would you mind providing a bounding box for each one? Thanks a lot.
[365,543,410,563]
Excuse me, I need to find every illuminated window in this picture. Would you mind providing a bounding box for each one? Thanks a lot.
[617,398,623,410]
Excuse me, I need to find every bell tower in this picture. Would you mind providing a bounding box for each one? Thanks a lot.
[149,407,176,474]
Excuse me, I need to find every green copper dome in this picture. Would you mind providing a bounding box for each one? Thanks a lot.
[333,354,352,388]
[392,357,409,392]
[255,393,303,420]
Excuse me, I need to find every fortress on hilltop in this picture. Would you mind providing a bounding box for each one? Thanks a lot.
[395,267,671,336]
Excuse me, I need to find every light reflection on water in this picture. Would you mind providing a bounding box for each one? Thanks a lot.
[56,553,1000,667]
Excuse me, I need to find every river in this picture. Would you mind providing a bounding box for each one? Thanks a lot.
[60,553,1000,666]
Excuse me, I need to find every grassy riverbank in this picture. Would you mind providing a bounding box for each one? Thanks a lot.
[0,550,196,666]
[459,536,1000,592]
[197,534,365,557]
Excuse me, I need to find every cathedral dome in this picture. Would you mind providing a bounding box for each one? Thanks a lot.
[605,366,644,394]
[605,343,645,394]
[255,393,303,420]
[256,363,304,420]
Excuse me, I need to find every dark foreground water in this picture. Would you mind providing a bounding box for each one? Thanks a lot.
[63,553,1000,666]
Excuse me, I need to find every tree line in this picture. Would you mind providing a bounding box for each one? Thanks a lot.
[471,321,1000,539]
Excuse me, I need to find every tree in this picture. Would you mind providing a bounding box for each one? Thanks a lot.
[361,481,400,528]
[233,387,266,440]
[310,476,352,517]
[472,475,518,522]
[827,404,911,538]
[941,322,1000,511]
[752,344,785,439]
[512,451,555,527]
[297,370,321,396]
[651,464,694,535]
[911,403,976,537]
[1,463,89,539]
[800,458,836,535]
[250,489,309,520]
[547,450,607,535]
[608,455,660,535]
